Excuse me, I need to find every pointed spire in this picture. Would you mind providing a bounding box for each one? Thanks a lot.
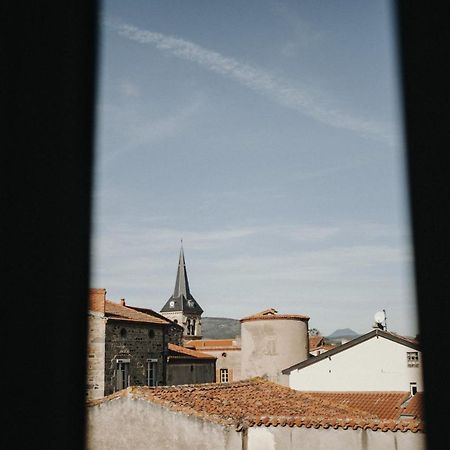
[173,243,191,298]
[160,243,203,315]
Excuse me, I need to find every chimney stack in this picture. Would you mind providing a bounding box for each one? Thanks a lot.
[120,298,126,306]
[89,288,106,315]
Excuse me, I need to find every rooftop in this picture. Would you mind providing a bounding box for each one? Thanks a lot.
[168,343,217,360]
[283,329,421,374]
[240,308,309,323]
[105,300,170,325]
[309,335,325,350]
[185,339,241,351]
[87,378,423,432]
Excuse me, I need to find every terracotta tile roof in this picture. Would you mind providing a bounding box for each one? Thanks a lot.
[105,300,169,325]
[401,392,424,419]
[240,308,309,323]
[303,392,421,421]
[185,339,241,351]
[309,336,325,349]
[127,305,183,328]
[87,378,423,432]
[168,343,217,360]
[386,331,419,345]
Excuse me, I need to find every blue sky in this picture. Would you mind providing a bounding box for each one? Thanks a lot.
[92,0,418,336]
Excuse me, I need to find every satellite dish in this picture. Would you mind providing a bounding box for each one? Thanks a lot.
[374,310,386,324]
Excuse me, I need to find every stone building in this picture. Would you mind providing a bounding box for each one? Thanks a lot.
[86,378,424,450]
[160,246,204,342]
[87,288,184,400]
[87,288,217,400]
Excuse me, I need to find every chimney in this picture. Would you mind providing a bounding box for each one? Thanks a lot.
[120,298,126,306]
[89,288,106,315]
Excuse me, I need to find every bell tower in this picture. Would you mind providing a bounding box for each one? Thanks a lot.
[160,244,203,341]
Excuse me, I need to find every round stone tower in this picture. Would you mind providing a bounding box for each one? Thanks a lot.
[240,308,309,385]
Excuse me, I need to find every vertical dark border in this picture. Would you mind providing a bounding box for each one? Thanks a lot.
[2,2,98,448]
[395,2,450,448]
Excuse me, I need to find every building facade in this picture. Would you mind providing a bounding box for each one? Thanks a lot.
[185,338,242,383]
[283,329,423,393]
[87,287,217,400]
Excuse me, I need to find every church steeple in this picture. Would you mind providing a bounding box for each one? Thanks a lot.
[160,244,203,340]
[173,244,191,299]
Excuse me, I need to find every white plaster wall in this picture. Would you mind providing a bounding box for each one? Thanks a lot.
[248,426,425,450]
[241,319,308,385]
[289,336,423,392]
[86,397,242,450]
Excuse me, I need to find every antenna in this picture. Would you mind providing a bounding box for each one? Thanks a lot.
[374,310,386,330]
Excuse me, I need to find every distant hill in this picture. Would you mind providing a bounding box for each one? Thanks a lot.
[326,328,360,344]
[201,317,241,339]
[200,320,361,342]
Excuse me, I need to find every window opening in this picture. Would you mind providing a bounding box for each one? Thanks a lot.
[220,368,229,383]
[116,359,130,390]
[147,359,157,386]
[407,351,419,367]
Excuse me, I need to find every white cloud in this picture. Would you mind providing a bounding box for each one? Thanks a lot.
[108,20,390,144]
[97,95,203,164]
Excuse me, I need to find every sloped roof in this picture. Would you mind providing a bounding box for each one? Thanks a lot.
[128,305,183,329]
[283,329,421,374]
[105,300,170,325]
[87,378,422,432]
[185,339,241,351]
[167,343,216,360]
[309,335,325,349]
[240,308,309,323]
[304,391,422,421]
[402,392,424,418]
[160,247,203,315]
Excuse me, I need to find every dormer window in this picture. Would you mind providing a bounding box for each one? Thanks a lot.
[187,300,194,307]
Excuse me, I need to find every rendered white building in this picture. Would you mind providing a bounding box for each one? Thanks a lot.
[283,329,423,393]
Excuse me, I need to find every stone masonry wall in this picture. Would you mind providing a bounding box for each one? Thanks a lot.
[104,321,167,395]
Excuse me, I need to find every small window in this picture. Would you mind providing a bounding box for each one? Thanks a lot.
[410,382,418,396]
[147,359,157,387]
[120,328,127,338]
[173,319,178,324]
[407,351,419,367]
[220,368,229,383]
[148,329,155,339]
[169,301,175,308]
[116,360,130,390]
